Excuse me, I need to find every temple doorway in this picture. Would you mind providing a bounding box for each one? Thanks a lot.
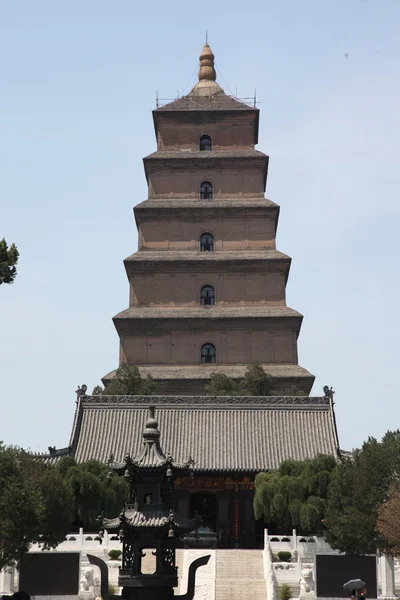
[190,493,217,531]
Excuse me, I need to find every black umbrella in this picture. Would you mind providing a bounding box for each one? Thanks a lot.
[343,579,366,593]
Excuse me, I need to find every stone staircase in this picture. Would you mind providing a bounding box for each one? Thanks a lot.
[215,549,267,600]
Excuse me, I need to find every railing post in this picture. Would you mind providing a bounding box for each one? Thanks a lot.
[103,528,109,549]
[292,528,297,554]
[78,527,84,550]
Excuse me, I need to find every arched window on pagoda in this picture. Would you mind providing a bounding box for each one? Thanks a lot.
[201,343,216,364]
[200,134,212,151]
[200,181,213,200]
[200,232,214,252]
[200,285,215,306]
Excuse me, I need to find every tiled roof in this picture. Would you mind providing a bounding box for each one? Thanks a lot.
[30,446,71,465]
[154,92,257,112]
[70,395,339,472]
[104,508,195,530]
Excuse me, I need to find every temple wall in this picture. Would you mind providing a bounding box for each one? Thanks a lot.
[129,272,286,306]
[138,216,276,250]
[156,113,257,151]
[120,329,298,365]
[147,167,265,198]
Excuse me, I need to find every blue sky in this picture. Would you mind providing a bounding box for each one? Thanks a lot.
[1,0,399,453]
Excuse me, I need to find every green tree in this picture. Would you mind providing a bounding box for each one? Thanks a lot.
[377,484,400,556]
[0,444,73,570]
[58,458,129,528]
[279,584,292,600]
[92,364,157,396]
[324,432,400,555]
[0,238,19,285]
[239,363,275,396]
[205,373,245,396]
[205,363,275,396]
[254,455,337,533]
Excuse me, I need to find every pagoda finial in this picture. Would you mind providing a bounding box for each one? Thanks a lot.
[143,405,160,443]
[198,42,216,82]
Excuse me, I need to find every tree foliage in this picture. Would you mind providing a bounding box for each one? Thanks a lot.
[377,484,400,555]
[324,431,400,555]
[254,455,337,533]
[279,584,292,600]
[58,457,129,528]
[92,364,157,396]
[205,363,275,396]
[0,444,73,570]
[0,238,19,285]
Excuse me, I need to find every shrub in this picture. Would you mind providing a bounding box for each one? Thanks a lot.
[279,584,292,600]
[108,549,122,561]
[277,551,292,562]
[108,584,117,594]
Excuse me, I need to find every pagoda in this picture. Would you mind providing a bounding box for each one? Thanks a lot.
[103,42,315,396]
[45,43,340,549]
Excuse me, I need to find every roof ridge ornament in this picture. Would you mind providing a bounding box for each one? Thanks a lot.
[198,43,216,82]
[323,385,335,400]
[142,404,160,443]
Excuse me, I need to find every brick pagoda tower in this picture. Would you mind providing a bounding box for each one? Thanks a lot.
[104,43,314,396]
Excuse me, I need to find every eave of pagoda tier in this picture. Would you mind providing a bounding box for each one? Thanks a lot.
[134,199,280,252]
[113,306,302,333]
[143,151,269,199]
[102,364,314,396]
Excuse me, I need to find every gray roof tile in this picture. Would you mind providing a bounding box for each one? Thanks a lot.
[154,92,257,112]
[71,396,339,472]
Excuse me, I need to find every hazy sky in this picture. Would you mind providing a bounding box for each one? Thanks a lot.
[1,0,399,454]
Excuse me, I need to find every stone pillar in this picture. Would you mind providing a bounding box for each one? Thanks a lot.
[103,528,109,547]
[292,528,298,554]
[79,526,84,548]
[380,554,397,599]
[0,564,15,594]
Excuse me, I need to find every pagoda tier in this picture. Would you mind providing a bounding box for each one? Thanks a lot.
[134,199,280,252]
[105,43,315,396]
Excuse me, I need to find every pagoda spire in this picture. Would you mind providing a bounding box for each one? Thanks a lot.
[198,43,216,82]
[132,405,168,468]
